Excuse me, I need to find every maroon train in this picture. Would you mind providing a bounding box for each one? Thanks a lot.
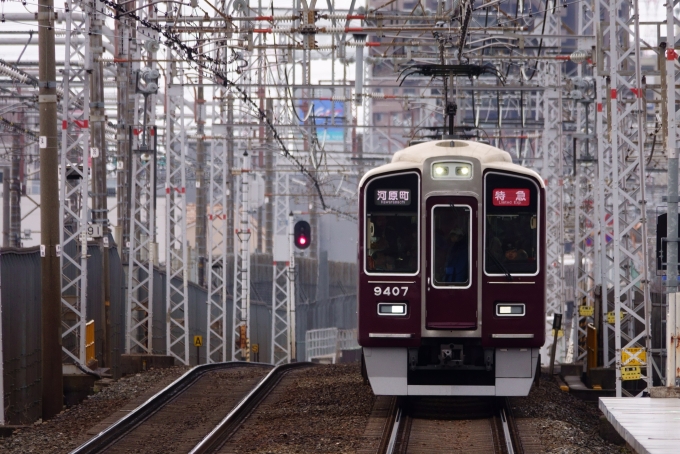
[358,139,546,396]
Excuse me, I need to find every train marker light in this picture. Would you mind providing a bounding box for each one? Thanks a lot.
[378,303,407,315]
[294,220,311,250]
[496,303,525,316]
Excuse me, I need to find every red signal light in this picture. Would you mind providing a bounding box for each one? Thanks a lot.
[293,220,311,250]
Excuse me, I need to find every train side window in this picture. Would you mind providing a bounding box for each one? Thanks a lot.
[484,172,540,276]
[364,172,419,275]
[432,205,471,287]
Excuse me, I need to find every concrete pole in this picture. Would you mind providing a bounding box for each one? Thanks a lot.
[265,98,273,255]
[116,16,132,263]
[227,94,234,256]
[665,4,679,387]
[288,211,296,361]
[10,117,22,248]
[196,58,207,287]
[89,10,110,368]
[0,253,4,425]
[39,0,63,419]
[2,167,9,247]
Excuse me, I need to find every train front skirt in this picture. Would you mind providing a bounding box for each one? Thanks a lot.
[363,347,540,396]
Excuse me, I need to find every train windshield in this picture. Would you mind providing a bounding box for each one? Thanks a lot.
[432,205,471,286]
[484,172,539,275]
[365,172,419,274]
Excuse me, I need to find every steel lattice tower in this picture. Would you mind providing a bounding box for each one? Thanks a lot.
[60,0,90,366]
[165,61,190,365]
[206,93,230,364]
[232,152,251,361]
[595,0,653,396]
[271,169,291,365]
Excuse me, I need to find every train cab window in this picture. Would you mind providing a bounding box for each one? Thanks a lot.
[365,172,419,274]
[432,205,471,287]
[484,172,540,276]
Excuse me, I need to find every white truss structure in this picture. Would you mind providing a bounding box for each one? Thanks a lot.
[571,2,599,366]
[537,7,565,365]
[596,0,652,396]
[206,108,229,364]
[271,169,291,365]
[664,0,680,387]
[165,63,190,365]
[60,0,90,365]
[232,152,251,361]
[572,109,600,365]
[124,0,160,356]
[541,62,566,364]
[125,126,156,354]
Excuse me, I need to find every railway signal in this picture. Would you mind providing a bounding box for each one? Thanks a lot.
[293,220,311,250]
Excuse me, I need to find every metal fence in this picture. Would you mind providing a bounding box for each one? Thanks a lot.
[0,246,357,425]
[305,328,359,363]
[0,247,42,425]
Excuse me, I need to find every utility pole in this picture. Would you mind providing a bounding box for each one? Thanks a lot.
[10,109,23,248]
[227,94,234,256]
[196,42,207,287]
[2,166,9,247]
[288,212,296,361]
[665,1,679,388]
[265,98,273,255]
[89,3,110,368]
[39,0,63,419]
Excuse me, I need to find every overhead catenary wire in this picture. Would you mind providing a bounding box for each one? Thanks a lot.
[96,0,338,213]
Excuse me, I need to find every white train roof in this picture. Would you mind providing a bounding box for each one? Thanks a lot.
[359,139,545,188]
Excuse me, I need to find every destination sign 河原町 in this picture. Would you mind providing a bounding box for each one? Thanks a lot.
[375,189,411,206]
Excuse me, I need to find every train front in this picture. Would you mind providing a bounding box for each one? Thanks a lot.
[357,140,546,396]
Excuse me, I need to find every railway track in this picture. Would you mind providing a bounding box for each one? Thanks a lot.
[376,396,525,454]
[69,362,272,454]
[189,362,313,454]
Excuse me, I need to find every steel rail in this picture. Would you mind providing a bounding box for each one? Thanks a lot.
[500,407,515,454]
[384,404,402,454]
[189,362,314,454]
[380,397,523,454]
[68,362,273,454]
[502,397,525,454]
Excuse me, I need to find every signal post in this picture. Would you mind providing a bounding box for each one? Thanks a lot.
[289,212,296,362]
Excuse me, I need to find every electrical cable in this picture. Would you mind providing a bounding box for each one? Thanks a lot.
[97,0,334,213]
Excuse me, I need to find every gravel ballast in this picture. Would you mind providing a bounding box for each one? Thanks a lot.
[510,374,632,454]
[0,364,635,453]
[218,363,376,453]
[0,366,190,454]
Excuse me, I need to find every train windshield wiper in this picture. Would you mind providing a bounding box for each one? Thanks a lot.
[489,253,513,281]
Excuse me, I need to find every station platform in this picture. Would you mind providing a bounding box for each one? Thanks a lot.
[599,397,680,453]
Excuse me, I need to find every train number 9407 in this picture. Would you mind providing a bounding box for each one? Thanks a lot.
[374,286,409,297]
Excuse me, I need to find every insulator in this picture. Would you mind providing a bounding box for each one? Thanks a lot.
[325,27,348,33]
[570,49,591,63]
[0,62,30,85]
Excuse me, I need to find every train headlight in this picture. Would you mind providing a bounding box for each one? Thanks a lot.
[455,165,471,176]
[431,161,472,179]
[433,164,449,177]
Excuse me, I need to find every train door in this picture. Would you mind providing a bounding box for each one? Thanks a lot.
[425,196,478,330]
